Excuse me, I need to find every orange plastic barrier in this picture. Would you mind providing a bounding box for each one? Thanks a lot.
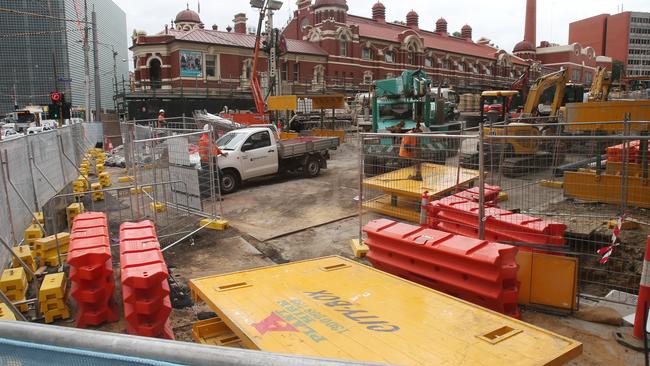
[68,212,118,328]
[364,218,520,318]
[119,220,174,340]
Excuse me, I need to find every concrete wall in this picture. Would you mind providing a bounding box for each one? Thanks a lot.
[0,123,101,269]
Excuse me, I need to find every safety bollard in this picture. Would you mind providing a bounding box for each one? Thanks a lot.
[633,235,650,340]
[419,191,430,225]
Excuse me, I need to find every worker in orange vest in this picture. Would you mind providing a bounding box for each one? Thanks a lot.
[399,121,423,181]
[198,125,227,196]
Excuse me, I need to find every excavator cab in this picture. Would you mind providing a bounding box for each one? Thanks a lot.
[479,90,519,123]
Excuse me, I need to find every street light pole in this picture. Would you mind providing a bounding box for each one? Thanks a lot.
[92,8,102,122]
[84,0,90,122]
[112,47,118,111]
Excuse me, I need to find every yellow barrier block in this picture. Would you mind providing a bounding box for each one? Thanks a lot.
[0,303,17,320]
[66,202,85,228]
[350,239,369,258]
[32,212,44,225]
[42,253,67,267]
[607,220,641,230]
[130,186,153,194]
[43,306,71,324]
[200,219,229,231]
[99,172,112,188]
[118,176,134,183]
[150,202,166,213]
[24,224,44,248]
[37,244,70,259]
[91,183,104,202]
[191,317,243,347]
[0,268,27,295]
[539,180,563,189]
[498,192,509,202]
[95,164,105,174]
[34,233,70,254]
[39,273,66,302]
[11,246,36,277]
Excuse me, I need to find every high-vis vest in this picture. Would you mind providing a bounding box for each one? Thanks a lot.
[198,133,221,162]
[399,133,417,159]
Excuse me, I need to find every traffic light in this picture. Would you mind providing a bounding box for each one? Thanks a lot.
[47,104,57,119]
[50,92,62,104]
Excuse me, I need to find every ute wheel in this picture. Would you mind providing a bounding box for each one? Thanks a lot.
[303,156,321,178]
[220,170,240,194]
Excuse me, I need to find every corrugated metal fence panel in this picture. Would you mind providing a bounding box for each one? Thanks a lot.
[0,124,95,270]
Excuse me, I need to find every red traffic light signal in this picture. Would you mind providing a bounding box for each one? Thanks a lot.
[50,92,62,103]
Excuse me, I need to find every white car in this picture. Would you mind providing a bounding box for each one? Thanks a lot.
[1,128,24,141]
[26,125,54,135]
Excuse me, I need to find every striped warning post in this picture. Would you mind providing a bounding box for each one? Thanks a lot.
[634,236,650,340]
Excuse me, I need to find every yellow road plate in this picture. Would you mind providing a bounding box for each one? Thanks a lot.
[363,163,479,199]
[190,256,581,365]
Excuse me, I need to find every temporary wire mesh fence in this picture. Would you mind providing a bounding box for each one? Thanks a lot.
[359,120,650,306]
[121,119,224,246]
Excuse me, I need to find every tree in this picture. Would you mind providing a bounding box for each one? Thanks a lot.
[452,31,462,37]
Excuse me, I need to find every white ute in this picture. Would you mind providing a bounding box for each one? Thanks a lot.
[214,127,340,194]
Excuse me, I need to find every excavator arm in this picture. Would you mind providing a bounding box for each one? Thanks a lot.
[588,66,611,102]
[522,68,568,117]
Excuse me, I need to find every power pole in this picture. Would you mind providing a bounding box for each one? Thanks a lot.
[84,0,91,122]
[92,8,102,122]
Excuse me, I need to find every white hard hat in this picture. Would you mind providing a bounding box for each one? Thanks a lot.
[203,124,211,131]
[159,109,165,114]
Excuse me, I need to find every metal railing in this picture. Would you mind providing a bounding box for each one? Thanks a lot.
[358,119,650,305]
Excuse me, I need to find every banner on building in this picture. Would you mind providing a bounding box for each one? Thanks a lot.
[180,50,203,77]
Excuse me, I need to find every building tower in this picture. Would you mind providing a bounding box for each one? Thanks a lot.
[513,0,537,59]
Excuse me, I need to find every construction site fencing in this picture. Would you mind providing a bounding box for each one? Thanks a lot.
[0,123,99,269]
[358,121,650,306]
[121,120,224,247]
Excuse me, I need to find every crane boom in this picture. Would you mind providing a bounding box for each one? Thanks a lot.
[250,1,267,114]
[522,68,568,117]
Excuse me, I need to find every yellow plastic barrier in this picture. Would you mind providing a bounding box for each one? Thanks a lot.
[39,272,70,323]
[23,224,43,248]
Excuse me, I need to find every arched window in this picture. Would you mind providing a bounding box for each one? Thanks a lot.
[385,51,395,63]
[362,47,373,60]
[339,37,348,57]
[424,57,433,68]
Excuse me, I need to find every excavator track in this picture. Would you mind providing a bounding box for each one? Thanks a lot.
[500,152,565,178]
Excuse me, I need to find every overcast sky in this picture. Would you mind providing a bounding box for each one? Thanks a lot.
[113,0,650,57]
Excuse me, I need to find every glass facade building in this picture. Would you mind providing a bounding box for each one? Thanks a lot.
[0,0,128,115]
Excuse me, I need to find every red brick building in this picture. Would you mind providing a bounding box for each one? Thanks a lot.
[569,11,650,79]
[129,1,527,100]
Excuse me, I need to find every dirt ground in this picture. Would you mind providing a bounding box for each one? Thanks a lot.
[52,137,647,365]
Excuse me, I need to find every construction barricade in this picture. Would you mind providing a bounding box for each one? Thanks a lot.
[39,272,71,323]
[0,267,29,312]
[426,187,566,248]
[34,232,70,267]
[68,212,118,328]
[363,218,520,318]
[119,221,174,340]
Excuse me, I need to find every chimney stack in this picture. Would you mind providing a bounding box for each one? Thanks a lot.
[461,24,472,40]
[435,18,448,34]
[406,10,419,29]
[372,2,386,23]
[212,24,218,30]
[524,0,536,47]
[233,13,247,34]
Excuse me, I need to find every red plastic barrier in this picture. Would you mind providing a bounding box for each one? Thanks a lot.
[69,212,117,328]
[363,218,520,318]
[454,184,501,205]
[607,140,649,163]
[427,193,566,248]
[119,221,174,340]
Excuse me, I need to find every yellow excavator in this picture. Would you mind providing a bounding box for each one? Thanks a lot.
[460,69,569,176]
[587,66,611,102]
